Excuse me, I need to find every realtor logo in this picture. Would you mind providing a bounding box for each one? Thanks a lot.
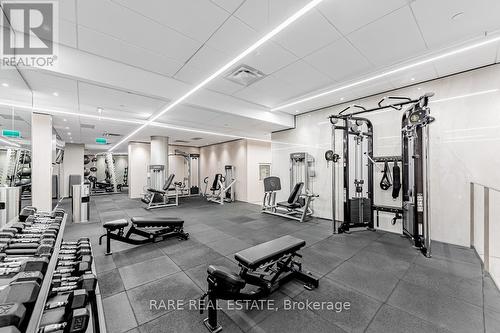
[1,1,58,67]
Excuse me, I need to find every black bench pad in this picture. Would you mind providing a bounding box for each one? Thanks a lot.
[131,217,184,228]
[103,219,129,230]
[235,235,305,269]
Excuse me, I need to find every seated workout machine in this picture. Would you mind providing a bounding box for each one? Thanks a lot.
[203,165,236,205]
[99,216,189,255]
[200,235,319,332]
[262,176,318,223]
[142,174,179,209]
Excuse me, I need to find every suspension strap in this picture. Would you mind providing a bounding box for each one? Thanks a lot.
[380,161,392,190]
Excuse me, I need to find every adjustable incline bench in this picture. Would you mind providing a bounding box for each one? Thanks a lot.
[99,216,189,255]
[200,235,319,332]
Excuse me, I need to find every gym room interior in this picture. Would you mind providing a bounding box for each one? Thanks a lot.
[0,0,498,332]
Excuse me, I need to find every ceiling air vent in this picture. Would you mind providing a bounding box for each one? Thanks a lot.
[81,123,95,129]
[191,137,203,141]
[225,64,265,86]
[174,140,189,143]
[0,115,23,121]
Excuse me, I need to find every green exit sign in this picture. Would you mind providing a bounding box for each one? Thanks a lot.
[96,137,107,144]
[2,129,20,138]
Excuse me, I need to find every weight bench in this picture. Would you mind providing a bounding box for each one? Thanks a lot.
[142,174,179,209]
[99,216,189,255]
[200,235,318,332]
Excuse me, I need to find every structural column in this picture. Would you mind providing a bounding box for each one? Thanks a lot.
[128,142,151,199]
[62,143,84,197]
[150,136,169,190]
[31,113,53,211]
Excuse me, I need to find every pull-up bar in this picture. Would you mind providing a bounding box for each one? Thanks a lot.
[330,93,434,123]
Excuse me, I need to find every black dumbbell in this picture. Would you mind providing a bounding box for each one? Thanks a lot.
[58,254,92,263]
[60,242,90,250]
[44,289,88,311]
[0,303,26,330]
[38,307,89,333]
[11,271,44,285]
[58,255,92,267]
[0,258,48,275]
[58,248,91,256]
[0,281,40,307]
[50,274,97,295]
[61,238,90,246]
[53,262,91,276]
[4,244,53,257]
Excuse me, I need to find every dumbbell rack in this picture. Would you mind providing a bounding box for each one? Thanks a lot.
[23,214,67,333]
[10,213,107,333]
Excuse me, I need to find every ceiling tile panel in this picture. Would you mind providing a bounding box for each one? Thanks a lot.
[77,0,201,62]
[347,6,428,67]
[411,0,500,49]
[112,0,229,42]
[205,16,258,55]
[243,42,297,74]
[78,26,184,77]
[272,60,333,95]
[210,0,245,14]
[274,10,341,58]
[318,0,408,35]
[304,38,373,81]
[433,42,498,77]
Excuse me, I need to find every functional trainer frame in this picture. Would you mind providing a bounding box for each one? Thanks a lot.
[327,93,434,256]
[200,235,318,332]
[99,217,189,255]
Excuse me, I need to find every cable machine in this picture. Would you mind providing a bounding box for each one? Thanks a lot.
[326,93,434,257]
[168,149,201,196]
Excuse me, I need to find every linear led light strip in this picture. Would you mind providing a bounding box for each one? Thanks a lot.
[0,137,20,147]
[108,0,326,151]
[272,34,500,111]
[0,101,271,143]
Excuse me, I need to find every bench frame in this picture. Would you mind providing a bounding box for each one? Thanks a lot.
[99,221,189,255]
[201,238,318,332]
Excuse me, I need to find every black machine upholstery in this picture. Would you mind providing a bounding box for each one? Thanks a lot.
[100,216,188,255]
[103,219,129,230]
[131,216,184,228]
[207,265,246,292]
[210,174,222,191]
[235,235,305,269]
[146,174,175,194]
[263,176,281,192]
[276,182,304,209]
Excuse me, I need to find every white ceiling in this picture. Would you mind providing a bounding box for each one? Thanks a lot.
[0,0,499,149]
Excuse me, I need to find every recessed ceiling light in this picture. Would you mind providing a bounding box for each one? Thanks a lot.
[417,87,422,90]
[53,92,59,96]
[67,132,71,135]
[108,0,326,152]
[410,77,415,81]
[63,118,67,122]
[1,83,8,87]
[340,97,345,101]
[65,126,69,130]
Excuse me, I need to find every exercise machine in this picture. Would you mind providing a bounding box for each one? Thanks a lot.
[142,174,179,209]
[326,93,434,256]
[200,235,319,332]
[99,216,189,255]
[262,176,318,223]
[203,165,236,205]
[168,149,201,196]
[328,112,374,233]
